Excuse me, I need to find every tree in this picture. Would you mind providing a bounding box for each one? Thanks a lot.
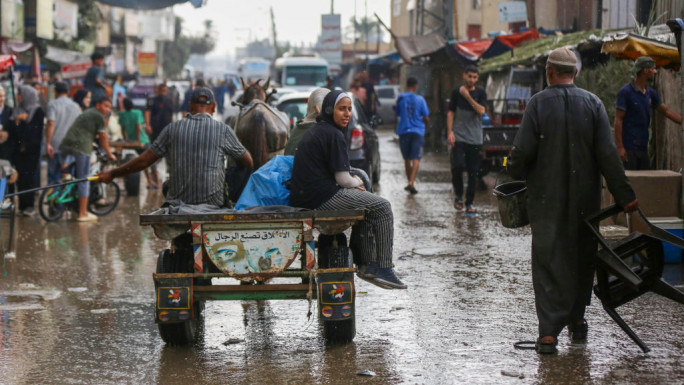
[162,17,216,78]
[343,16,383,44]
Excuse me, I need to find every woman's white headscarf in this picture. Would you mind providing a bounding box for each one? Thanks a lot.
[302,88,331,123]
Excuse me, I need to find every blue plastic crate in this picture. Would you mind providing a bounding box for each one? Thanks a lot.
[651,218,684,264]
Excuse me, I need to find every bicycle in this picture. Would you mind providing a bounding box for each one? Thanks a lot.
[38,146,121,222]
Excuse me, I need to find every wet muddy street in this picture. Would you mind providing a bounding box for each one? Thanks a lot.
[2,128,684,384]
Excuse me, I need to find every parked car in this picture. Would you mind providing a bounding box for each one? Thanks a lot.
[375,84,400,126]
[276,92,381,184]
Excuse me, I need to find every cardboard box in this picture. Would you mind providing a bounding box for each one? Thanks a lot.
[602,170,682,225]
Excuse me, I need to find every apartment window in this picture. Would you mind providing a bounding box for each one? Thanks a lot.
[472,0,481,9]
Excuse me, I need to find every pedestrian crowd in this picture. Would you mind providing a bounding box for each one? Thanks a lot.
[1,47,680,353]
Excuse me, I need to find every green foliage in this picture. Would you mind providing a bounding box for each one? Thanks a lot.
[39,0,101,53]
[162,17,215,78]
[77,0,102,44]
[575,58,633,124]
[479,30,599,74]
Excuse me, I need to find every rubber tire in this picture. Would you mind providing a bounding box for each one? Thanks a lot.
[372,150,381,184]
[88,182,121,216]
[38,186,68,222]
[318,234,356,344]
[156,249,202,345]
[123,155,141,196]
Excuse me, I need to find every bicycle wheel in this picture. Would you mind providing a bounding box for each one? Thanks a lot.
[39,186,68,222]
[88,182,121,216]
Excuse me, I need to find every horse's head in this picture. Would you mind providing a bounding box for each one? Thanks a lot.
[241,77,273,105]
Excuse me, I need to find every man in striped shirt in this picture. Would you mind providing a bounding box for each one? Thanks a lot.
[98,87,253,207]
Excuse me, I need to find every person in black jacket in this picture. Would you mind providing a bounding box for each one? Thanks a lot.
[12,85,44,216]
[0,86,15,162]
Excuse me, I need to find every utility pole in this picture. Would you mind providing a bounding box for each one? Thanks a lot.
[270,7,281,59]
[353,0,357,61]
[365,0,369,69]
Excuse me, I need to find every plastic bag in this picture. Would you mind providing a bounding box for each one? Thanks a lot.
[235,155,293,210]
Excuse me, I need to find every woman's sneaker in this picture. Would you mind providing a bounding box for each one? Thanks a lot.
[373,268,407,289]
[357,262,378,280]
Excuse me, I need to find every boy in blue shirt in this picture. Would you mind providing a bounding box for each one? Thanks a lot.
[395,77,430,194]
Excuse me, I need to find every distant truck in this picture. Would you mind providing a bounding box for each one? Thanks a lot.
[237,58,271,84]
[273,54,328,91]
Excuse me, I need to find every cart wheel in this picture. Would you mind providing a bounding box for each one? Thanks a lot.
[318,234,356,344]
[156,249,202,345]
[38,186,67,222]
[123,154,141,196]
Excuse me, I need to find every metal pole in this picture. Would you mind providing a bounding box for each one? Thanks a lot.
[330,0,334,14]
[353,0,357,61]
[365,0,369,70]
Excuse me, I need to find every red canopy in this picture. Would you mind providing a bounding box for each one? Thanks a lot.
[0,55,15,73]
[453,39,493,61]
[495,29,540,49]
[452,29,540,62]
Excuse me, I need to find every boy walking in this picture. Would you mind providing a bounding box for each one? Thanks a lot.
[447,65,487,213]
[396,77,430,194]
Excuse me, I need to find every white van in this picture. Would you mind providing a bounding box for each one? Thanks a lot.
[273,55,328,91]
[237,58,271,84]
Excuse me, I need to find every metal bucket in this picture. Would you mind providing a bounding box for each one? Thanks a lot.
[493,181,529,228]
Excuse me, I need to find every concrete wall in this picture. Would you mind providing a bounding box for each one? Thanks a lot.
[453,0,481,40]
[481,0,510,36]
[390,0,411,37]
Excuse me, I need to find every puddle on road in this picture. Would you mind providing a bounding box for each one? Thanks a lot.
[0,129,683,384]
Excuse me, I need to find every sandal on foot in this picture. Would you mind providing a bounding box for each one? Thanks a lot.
[535,336,558,354]
[568,319,588,343]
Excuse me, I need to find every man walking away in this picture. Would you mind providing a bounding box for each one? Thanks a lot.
[45,81,82,184]
[395,77,430,194]
[145,83,174,143]
[181,79,206,116]
[447,65,487,214]
[614,56,682,170]
[83,52,109,104]
[60,97,117,222]
[507,47,639,354]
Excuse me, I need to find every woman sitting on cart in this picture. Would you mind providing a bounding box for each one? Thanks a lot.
[289,90,406,290]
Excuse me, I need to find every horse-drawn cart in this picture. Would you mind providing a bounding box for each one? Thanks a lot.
[140,208,364,345]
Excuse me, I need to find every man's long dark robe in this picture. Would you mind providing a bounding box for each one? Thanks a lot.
[507,84,636,337]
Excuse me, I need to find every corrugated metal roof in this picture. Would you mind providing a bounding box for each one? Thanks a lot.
[394,33,446,64]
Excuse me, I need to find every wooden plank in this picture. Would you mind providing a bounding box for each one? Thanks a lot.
[194,284,313,292]
[140,209,364,226]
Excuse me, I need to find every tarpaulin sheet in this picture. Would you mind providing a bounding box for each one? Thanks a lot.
[453,39,492,62]
[601,33,680,68]
[95,0,203,10]
[481,29,540,59]
[452,29,540,63]
[235,155,294,210]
